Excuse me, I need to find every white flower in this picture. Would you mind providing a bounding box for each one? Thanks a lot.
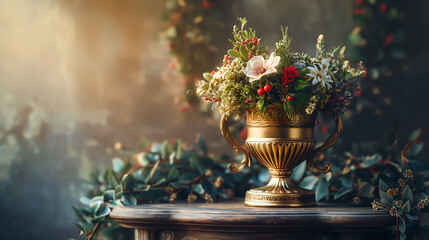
[213,71,223,80]
[307,59,333,89]
[242,52,280,83]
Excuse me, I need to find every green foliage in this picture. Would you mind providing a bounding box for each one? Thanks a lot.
[72,134,263,240]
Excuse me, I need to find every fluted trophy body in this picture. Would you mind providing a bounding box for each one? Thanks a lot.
[220,105,342,207]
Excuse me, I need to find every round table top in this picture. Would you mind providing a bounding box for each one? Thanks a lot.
[110,200,394,232]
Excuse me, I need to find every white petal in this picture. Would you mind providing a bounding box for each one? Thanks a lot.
[321,59,330,69]
[249,75,262,83]
[312,79,319,85]
[307,73,316,78]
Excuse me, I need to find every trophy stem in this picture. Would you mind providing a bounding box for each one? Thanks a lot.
[244,168,316,207]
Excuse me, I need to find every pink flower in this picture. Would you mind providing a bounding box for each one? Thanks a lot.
[242,52,280,83]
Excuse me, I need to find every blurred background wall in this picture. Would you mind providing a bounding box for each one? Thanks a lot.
[0,0,427,239]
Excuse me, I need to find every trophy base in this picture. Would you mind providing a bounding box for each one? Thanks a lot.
[244,176,316,207]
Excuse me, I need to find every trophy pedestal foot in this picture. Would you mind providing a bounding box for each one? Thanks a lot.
[244,176,316,207]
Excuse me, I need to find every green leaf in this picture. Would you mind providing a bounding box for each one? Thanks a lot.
[334,187,353,200]
[161,140,172,159]
[90,200,102,214]
[409,128,421,141]
[294,80,310,91]
[140,188,166,201]
[399,216,406,233]
[291,160,306,181]
[112,158,124,174]
[228,49,242,59]
[179,172,198,184]
[401,185,413,204]
[107,169,118,187]
[359,182,375,198]
[167,167,180,181]
[193,184,205,195]
[103,190,115,202]
[361,154,382,168]
[121,195,137,205]
[239,46,249,60]
[315,178,329,201]
[299,68,310,76]
[300,176,318,190]
[122,173,136,191]
[402,200,411,214]
[153,178,166,187]
[380,191,393,207]
[408,143,423,156]
[190,156,204,174]
[257,99,265,111]
[378,178,390,192]
[94,205,111,218]
[340,177,353,188]
[203,73,213,81]
[283,100,292,118]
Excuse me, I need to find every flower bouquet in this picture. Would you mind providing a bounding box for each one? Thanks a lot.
[196,18,364,207]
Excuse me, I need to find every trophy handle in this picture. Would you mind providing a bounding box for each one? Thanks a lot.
[308,112,343,173]
[220,114,252,172]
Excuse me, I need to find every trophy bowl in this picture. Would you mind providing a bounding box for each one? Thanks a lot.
[221,104,342,207]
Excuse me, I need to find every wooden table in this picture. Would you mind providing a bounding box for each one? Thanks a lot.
[110,200,395,240]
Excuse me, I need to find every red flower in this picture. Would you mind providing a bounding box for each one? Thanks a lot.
[356,0,363,5]
[281,66,300,86]
[383,34,395,47]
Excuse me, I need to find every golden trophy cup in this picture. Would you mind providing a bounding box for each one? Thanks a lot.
[220,105,342,207]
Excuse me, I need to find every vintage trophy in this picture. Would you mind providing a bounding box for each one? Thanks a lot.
[221,105,342,207]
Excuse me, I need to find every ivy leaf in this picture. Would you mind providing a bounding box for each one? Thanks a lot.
[300,176,318,190]
[291,160,306,181]
[334,187,353,200]
[161,140,172,159]
[294,80,310,91]
[315,178,329,201]
[361,154,382,168]
[227,49,242,59]
[401,185,413,204]
[340,177,353,188]
[112,158,124,174]
[408,143,423,156]
[203,73,213,81]
[167,167,180,181]
[283,100,292,118]
[122,173,136,191]
[378,178,390,192]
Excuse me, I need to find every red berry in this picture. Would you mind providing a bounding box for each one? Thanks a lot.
[245,40,250,44]
[210,71,215,75]
[228,60,232,64]
[252,37,256,41]
[356,0,363,5]
[253,39,258,45]
[241,42,244,46]
[257,88,265,96]
[264,84,272,93]
[224,55,230,60]
[248,53,252,58]
[287,96,293,101]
